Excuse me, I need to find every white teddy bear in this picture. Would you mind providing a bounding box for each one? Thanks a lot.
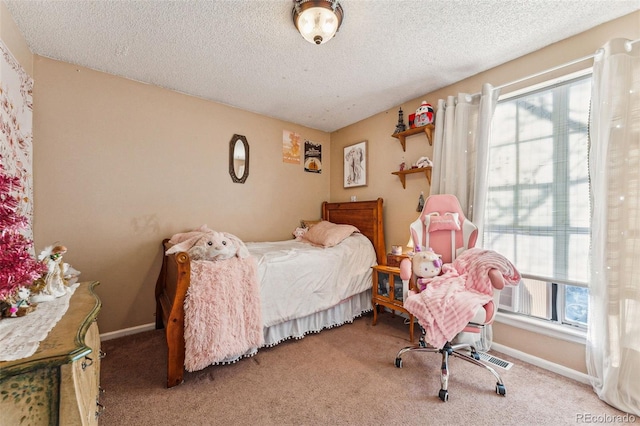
[411,249,443,292]
[186,231,249,261]
[166,226,249,261]
[399,248,443,300]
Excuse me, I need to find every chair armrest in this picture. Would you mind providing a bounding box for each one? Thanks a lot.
[400,257,412,281]
[488,268,505,290]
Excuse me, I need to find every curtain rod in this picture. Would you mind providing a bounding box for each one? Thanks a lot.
[495,52,596,92]
[474,37,640,95]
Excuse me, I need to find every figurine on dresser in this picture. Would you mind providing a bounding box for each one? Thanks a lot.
[1,286,37,317]
[30,245,80,303]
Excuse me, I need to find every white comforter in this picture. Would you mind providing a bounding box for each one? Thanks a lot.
[246,233,376,328]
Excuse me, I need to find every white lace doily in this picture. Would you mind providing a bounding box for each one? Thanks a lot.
[0,283,79,362]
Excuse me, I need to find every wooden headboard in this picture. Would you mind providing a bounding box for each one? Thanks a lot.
[322,198,386,265]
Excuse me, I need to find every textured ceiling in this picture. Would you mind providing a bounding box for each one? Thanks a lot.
[5,0,640,132]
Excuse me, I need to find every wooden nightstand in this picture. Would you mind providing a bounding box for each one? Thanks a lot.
[371,265,415,343]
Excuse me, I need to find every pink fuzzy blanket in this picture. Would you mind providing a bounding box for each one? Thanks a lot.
[183,256,264,372]
[403,248,520,349]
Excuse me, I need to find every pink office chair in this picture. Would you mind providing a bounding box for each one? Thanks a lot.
[394,194,507,402]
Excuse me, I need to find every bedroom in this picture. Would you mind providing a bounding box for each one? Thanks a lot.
[0,0,638,421]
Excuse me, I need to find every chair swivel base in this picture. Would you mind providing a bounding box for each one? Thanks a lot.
[395,339,507,402]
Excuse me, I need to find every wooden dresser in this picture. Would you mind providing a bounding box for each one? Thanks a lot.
[0,281,103,425]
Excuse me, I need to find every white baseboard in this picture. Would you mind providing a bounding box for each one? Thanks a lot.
[100,322,156,341]
[491,342,591,385]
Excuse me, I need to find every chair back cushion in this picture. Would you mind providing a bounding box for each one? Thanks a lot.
[409,194,477,264]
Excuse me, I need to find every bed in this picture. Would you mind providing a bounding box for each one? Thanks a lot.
[154,198,386,388]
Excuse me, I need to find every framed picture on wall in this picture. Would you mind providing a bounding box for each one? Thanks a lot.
[343,140,367,188]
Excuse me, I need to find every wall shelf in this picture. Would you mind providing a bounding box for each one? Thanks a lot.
[392,166,432,189]
[391,123,434,151]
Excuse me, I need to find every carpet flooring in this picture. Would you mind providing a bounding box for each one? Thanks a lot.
[98,312,630,425]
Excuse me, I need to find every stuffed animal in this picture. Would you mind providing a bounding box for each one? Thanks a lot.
[186,231,249,261]
[167,227,249,261]
[410,248,443,292]
[415,156,433,169]
[292,227,307,240]
[399,247,443,302]
[2,286,37,317]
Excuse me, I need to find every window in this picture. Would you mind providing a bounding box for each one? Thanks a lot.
[483,72,591,330]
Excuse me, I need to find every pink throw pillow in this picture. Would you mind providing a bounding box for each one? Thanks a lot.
[302,221,359,247]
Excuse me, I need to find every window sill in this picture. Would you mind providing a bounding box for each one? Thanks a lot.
[495,311,587,345]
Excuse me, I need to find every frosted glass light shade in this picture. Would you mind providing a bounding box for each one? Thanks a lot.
[293,0,344,45]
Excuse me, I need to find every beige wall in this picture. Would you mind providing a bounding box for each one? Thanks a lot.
[31,58,331,333]
[0,2,31,74]
[330,12,640,373]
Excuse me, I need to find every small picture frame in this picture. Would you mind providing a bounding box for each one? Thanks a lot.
[343,140,367,188]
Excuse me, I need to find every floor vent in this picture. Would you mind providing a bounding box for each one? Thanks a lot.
[476,352,514,370]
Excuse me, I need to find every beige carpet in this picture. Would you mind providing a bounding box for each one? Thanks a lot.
[98,312,628,425]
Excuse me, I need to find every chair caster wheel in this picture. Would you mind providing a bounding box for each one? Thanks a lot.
[496,383,506,396]
[439,389,449,402]
[395,357,403,368]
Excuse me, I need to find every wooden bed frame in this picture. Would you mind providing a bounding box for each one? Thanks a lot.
[155,198,386,388]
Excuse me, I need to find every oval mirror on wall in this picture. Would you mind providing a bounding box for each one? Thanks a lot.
[229,134,249,183]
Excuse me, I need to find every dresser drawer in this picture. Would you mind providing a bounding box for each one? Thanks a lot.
[60,321,101,425]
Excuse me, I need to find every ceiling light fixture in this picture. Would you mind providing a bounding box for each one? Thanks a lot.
[292,0,344,45]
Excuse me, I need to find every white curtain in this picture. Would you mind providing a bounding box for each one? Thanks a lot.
[430,83,499,242]
[587,38,640,416]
